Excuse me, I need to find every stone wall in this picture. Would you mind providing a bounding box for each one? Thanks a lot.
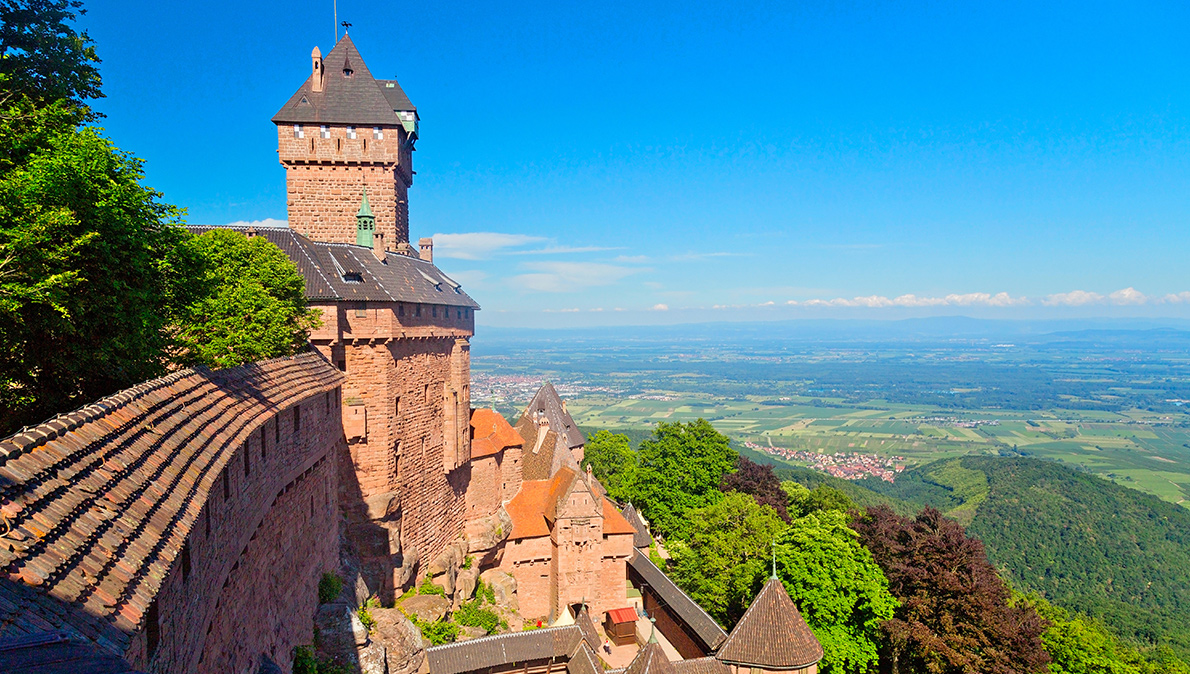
[124,385,345,673]
[278,124,414,246]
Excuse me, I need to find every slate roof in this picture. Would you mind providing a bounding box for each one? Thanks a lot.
[715,578,823,670]
[574,606,601,653]
[566,643,601,674]
[620,503,652,548]
[425,625,586,674]
[469,409,522,459]
[627,551,728,652]
[515,420,573,482]
[519,383,584,451]
[186,226,479,309]
[272,35,416,126]
[0,631,147,673]
[0,353,345,655]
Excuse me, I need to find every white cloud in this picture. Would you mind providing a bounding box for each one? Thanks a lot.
[652,304,669,311]
[512,246,622,255]
[431,232,546,260]
[794,292,1029,308]
[1164,292,1190,304]
[509,262,639,292]
[220,218,288,228]
[1043,290,1105,306]
[1109,287,1148,305]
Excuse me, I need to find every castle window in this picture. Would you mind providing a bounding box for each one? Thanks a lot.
[343,272,363,283]
[222,465,230,500]
[398,304,405,317]
[355,303,367,317]
[260,426,267,460]
[244,441,251,476]
[274,416,280,444]
[432,306,438,318]
[293,124,304,139]
[181,543,191,583]
[415,305,422,317]
[347,126,357,139]
[320,125,330,139]
[294,406,301,434]
[395,396,400,417]
[204,507,211,537]
[373,127,384,140]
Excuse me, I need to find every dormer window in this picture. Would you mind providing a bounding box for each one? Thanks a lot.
[373,127,384,140]
[343,272,363,283]
[293,124,304,139]
[347,126,357,139]
[320,125,331,139]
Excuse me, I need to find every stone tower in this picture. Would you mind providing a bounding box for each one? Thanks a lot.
[273,34,418,246]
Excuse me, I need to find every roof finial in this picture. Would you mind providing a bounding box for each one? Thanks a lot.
[771,540,778,580]
[341,20,352,34]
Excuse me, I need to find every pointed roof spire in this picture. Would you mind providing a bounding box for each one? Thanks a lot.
[357,187,374,217]
[715,578,823,670]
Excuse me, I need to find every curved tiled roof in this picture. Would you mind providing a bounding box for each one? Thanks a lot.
[672,657,730,674]
[0,353,344,654]
[715,578,823,670]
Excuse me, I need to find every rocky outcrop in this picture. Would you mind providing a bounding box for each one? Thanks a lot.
[479,569,519,614]
[453,566,479,609]
[465,507,513,557]
[400,594,451,623]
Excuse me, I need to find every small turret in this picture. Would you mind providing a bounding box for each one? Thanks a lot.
[311,46,324,93]
[356,188,375,247]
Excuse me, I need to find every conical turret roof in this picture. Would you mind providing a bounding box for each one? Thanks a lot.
[357,187,374,218]
[715,578,823,670]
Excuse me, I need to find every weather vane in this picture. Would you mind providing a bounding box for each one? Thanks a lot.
[342,20,352,33]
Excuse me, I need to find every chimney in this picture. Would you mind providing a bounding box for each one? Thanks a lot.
[245,226,258,238]
[311,47,324,93]
[373,231,387,262]
[419,237,434,263]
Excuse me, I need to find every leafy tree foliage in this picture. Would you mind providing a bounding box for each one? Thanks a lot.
[853,506,1050,674]
[583,429,637,501]
[0,119,195,432]
[721,455,790,521]
[0,0,102,114]
[783,482,855,519]
[174,229,319,369]
[668,491,787,627]
[773,509,898,674]
[628,419,737,539]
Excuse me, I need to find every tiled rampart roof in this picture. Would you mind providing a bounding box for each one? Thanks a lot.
[627,551,728,652]
[715,578,823,669]
[0,353,344,655]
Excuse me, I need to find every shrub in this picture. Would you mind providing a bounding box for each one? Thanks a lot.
[477,578,496,604]
[419,574,446,596]
[357,605,376,634]
[411,615,459,645]
[318,573,343,604]
[293,646,318,674]
[455,599,501,633]
[462,555,474,570]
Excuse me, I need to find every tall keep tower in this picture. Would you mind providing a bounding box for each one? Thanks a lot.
[273,35,419,246]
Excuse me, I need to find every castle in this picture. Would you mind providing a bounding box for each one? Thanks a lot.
[0,34,822,674]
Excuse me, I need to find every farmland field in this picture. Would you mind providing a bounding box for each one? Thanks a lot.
[471,320,1190,507]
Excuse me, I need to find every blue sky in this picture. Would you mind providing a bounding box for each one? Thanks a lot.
[83,1,1190,327]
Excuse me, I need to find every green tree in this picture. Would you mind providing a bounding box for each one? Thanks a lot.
[773,509,898,674]
[174,229,319,368]
[583,429,637,500]
[629,419,737,539]
[0,121,195,433]
[0,0,102,115]
[783,482,855,519]
[1028,595,1147,674]
[668,491,787,627]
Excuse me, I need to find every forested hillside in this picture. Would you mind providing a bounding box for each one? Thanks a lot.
[860,456,1190,658]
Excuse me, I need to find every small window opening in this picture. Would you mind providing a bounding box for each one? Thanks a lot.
[222,466,230,500]
[347,126,357,139]
[336,138,341,151]
[398,304,405,317]
[355,302,367,317]
[373,127,384,140]
[320,125,330,139]
[415,305,422,317]
[325,391,331,413]
[244,441,251,477]
[293,124,304,139]
[181,543,192,582]
[274,417,280,444]
[395,396,401,417]
[432,306,438,318]
[424,384,430,404]
[294,406,301,434]
[260,426,267,460]
[363,138,368,150]
[204,507,211,537]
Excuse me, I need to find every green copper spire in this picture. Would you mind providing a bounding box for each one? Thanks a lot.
[648,617,658,644]
[356,187,375,247]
